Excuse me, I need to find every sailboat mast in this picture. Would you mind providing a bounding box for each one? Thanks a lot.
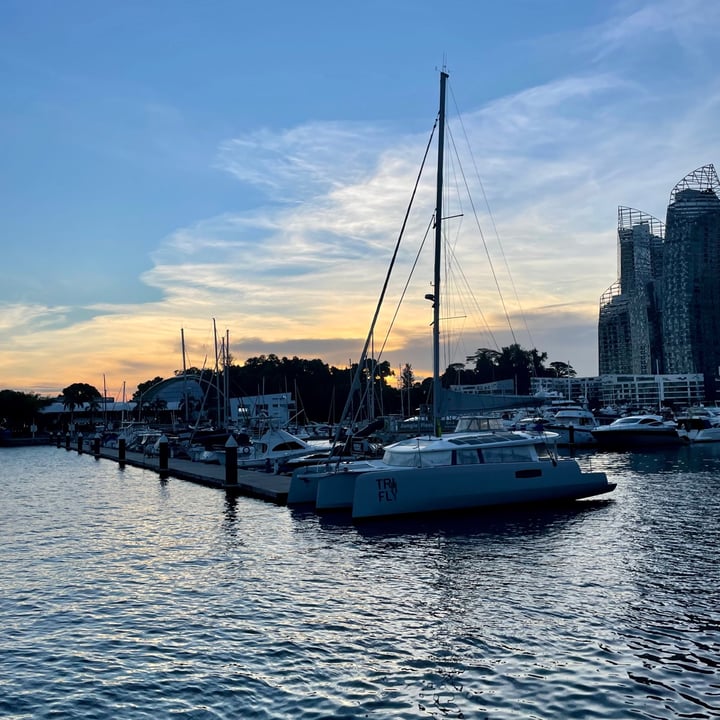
[181,328,189,424]
[213,318,221,428]
[432,70,448,435]
[103,374,107,429]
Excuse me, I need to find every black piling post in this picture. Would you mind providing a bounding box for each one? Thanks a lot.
[65,432,71,451]
[568,424,575,445]
[158,435,169,478]
[225,435,238,487]
[118,437,126,464]
[77,432,83,455]
[93,434,101,458]
[56,432,61,448]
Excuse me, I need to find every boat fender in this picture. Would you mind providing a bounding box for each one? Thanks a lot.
[242,446,251,455]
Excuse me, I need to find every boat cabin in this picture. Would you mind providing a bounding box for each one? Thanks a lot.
[383,433,557,468]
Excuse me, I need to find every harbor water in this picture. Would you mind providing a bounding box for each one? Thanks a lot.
[1,444,718,719]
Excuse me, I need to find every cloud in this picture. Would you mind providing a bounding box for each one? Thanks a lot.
[215,122,393,200]
[0,303,73,338]
[5,0,720,393]
[593,0,720,57]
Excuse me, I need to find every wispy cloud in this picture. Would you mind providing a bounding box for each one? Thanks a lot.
[593,0,720,57]
[0,303,73,338]
[216,123,393,200]
[3,0,719,393]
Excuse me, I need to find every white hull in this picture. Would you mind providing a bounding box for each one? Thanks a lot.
[288,460,382,509]
[542,426,597,445]
[676,409,720,443]
[236,446,312,470]
[680,427,720,443]
[351,462,612,520]
[287,464,334,504]
[289,438,615,519]
[314,460,386,510]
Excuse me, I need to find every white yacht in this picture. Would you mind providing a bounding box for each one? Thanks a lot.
[676,406,720,443]
[590,414,681,448]
[540,408,600,445]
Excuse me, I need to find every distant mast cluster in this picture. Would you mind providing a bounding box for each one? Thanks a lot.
[598,163,720,396]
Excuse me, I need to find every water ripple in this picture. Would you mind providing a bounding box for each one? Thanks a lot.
[1,446,719,718]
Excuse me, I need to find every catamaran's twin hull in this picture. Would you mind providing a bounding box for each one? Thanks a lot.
[351,464,613,519]
[287,461,379,507]
[288,460,614,519]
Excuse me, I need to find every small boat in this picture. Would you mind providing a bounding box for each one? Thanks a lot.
[232,425,330,472]
[102,421,152,449]
[287,70,615,519]
[590,414,682,448]
[536,408,600,446]
[676,406,720,443]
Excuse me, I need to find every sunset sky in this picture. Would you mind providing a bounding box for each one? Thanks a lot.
[1,0,718,399]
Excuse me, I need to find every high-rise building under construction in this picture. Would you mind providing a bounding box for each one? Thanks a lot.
[598,164,720,396]
[598,207,664,375]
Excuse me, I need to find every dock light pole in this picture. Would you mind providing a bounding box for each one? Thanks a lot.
[225,435,238,487]
[158,435,169,478]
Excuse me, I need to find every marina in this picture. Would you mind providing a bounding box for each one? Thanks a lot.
[22,421,717,520]
[2,8,720,718]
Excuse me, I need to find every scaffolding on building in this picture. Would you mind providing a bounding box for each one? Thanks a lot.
[662,164,720,383]
[670,163,720,206]
[598,207,664,376]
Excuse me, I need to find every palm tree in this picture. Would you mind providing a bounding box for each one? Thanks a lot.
[61,383,102,426]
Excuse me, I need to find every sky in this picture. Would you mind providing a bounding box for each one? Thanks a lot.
[1,0,718,399]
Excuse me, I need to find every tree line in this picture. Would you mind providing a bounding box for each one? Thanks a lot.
[1,344,575,433]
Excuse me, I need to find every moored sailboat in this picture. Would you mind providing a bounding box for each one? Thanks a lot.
[289,69,616,519]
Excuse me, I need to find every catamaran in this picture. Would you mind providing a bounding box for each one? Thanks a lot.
[288,70,615,519]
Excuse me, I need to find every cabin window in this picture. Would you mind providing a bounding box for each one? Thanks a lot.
[385,449,453,467]
[274,441,304,451]
[384,450,421,467]
[455,449,481,465]
[535,444,554,461]
[422,451,453,467]
[482,446,533,463]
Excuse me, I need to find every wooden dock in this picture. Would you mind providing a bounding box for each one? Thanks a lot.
[69,444,291,505]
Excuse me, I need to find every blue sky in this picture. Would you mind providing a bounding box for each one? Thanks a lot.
[1,0,718,397]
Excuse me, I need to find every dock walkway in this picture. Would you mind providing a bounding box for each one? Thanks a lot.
[80,445,291,505]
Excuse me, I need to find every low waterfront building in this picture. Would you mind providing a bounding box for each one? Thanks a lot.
[597,373,704,410]
[528,374,704,412]
[228,393,296,429]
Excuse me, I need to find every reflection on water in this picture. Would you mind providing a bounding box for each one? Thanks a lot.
[1,445,719,719]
